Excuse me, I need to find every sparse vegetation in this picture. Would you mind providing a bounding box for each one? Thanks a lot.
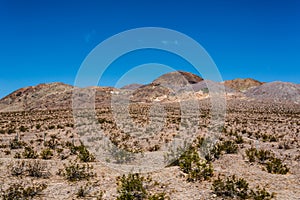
[40,148,54,160]
[59,161,95,181]
[245,147,289,174]
[22,146,38,159]
[116,173,169,200]
[212,175,274,199]
[0,183,47,200]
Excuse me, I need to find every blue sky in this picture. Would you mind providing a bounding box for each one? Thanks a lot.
[0,0,299,98]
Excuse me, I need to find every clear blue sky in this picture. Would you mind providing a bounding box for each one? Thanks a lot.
[0,0,299,98]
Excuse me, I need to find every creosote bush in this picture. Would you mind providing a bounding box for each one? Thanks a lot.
[40,148,54,160]
[59,161,95,181]
[116,173,169,200]
[245,147,289,174]
[0,183,47,200]
[178,148,214,182]
[22,146,38,159]
[10,160,50,178]
[9,138,26,150]
[212,175,274,199]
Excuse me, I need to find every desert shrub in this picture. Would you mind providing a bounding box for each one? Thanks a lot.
[9,138,25,149]
[76,144,95,162]
[250,187,275,200]
[7,128,15,134]
[26,160,50,178]
[14,152,21,159]
[19,126,28,132]
[245,148,273,163]
[220,140,238,154]
[116,173,169,200]
[76,183,91,198]
[10,161,26,176]
[36,124,41,129]
[265,158,289,175]
[22,146,38,159]
[57,124,64,129]
[0,183,47,199]
[148,193,169,200]
[4,150,11,155]
[116,173,148,200]
[44,136,59,149]
[178,148,213,182]
[60,161,95,181]
[256,149,273,163]
[212,175,249,199]
[235,135,244,144]
[0,129,6,134]
[212,175,274,199]
[40,148,53,160]
[48,125,55,130]
[10,160,49,178]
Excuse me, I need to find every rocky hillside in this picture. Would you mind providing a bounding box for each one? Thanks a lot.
[0,82,73,112]
[152,71,203,87]
[224,78,263,92]
[245,81,300,104]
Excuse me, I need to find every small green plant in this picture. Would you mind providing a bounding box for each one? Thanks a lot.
[116,173,148,200]
[250,186,275,200]
[22,146,38,159]
[221,140,238,154]
[265,157,289,174]
[19,126,28,132]
[76,143,95,162]
[76,183,91,198]
[245,147,288,175]
[36,124,41,129]
[40,148,53,160]
[212,175,249,199]
[0,183,47,199]
[60,161,95,181]
[116,173,169,200]
[212,175,275,199]
[9,138,25,149]
[10,161,26,176]
[26,160,50,178]
[178,148,214,182]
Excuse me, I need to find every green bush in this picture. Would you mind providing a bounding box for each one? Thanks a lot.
[26,160,50,178]
[178,148,214,182]
[0,183,47,200]
[19,126,28,132]
[76,144,95,162]
[265,158,289,175]
[212,175,249,199]
[10,161,26,176]
[117,173,148,200]
[60,161,95,181]
[245,147,289,175]
[9,138,25,149]
[40,148,53,160]
[116,173,169,200]
[22,146,38,159]
[221,140,238,154]
[212,175,274,199]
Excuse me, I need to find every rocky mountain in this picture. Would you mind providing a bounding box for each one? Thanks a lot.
[121,83,143,90]
[0,82,73,112]
[152,71,203,87]
[0,71,299,112]
[224,78,263,92]
[245,81,300,104]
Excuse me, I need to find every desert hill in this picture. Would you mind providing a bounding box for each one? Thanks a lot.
[224,78,263,92]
